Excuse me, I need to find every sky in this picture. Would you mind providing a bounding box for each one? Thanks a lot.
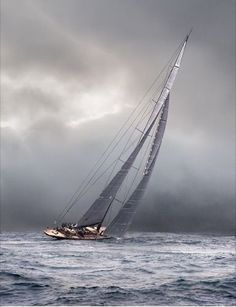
[1,0,235,233]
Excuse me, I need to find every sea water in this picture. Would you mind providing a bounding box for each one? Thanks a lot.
[0,232,235,305]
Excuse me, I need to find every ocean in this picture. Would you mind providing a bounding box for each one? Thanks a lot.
[0,231,235,306]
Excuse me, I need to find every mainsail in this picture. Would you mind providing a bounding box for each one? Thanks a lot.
[77,104,164,227]
[104,94,169,236]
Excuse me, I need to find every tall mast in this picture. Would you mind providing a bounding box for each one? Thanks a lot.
[104,33,191,236]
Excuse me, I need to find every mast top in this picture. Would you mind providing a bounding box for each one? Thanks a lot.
[186,28,193,42]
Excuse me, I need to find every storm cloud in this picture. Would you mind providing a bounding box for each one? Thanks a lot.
[1,0,235,233]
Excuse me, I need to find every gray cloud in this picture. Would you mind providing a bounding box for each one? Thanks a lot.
[1,0,235,233]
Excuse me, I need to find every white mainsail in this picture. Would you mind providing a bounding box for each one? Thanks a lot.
[104,95,169,236]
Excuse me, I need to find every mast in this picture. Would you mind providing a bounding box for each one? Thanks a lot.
[104,94,169,236]
[103,32,191,236]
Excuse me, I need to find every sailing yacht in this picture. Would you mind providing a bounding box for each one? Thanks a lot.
[44,32,191,240]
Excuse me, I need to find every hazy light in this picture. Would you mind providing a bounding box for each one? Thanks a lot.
[0,119,19,130]
[2,72,128,131]
[67,89,123,127]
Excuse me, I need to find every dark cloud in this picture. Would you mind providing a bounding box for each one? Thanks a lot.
[0,0,235,233]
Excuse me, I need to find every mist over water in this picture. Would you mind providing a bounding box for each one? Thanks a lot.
[1,0,235,233]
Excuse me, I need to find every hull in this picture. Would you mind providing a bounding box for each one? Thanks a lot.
[44,228,110,240]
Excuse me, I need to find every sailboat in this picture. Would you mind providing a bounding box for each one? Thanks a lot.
[44,32,191,240]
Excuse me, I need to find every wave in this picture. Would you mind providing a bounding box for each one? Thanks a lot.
[0,271,52,289]
[54,286,162,305]
[0,271,28,280]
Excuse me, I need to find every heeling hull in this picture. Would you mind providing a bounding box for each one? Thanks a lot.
[43,228,111,240]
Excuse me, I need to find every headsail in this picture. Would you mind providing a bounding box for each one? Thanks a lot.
[104,94,169,236]
[77,103,164,227]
